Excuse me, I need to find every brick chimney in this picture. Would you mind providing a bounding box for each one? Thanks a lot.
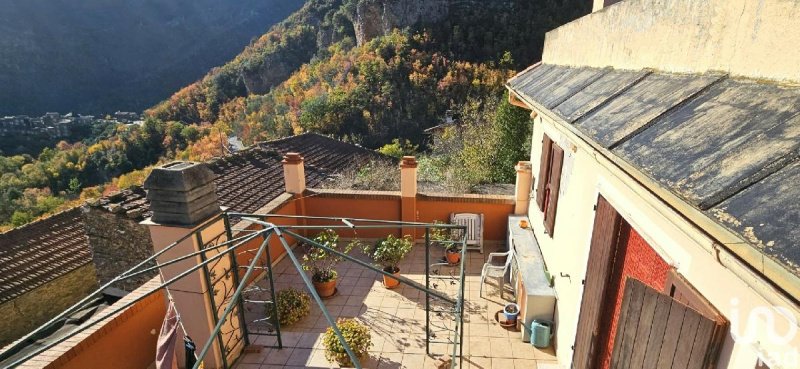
[514,161,533,215]
[282,152,306,194]
[142,162,235,368]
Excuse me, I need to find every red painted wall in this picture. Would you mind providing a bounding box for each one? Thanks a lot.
[597,222,670,369]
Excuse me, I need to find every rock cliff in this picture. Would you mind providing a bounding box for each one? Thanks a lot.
[354,0,449,45]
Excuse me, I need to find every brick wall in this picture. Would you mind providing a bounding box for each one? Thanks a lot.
[0,264,98,346]
[597,222,671,369]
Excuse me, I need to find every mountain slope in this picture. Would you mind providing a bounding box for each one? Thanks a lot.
[0,0,305,116]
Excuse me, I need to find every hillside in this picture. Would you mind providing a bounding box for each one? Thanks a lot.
[0,0,305,116]
[148,0,590,146]
[0,0,590,230]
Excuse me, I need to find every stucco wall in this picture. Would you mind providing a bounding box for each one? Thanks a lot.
[39,278,166,369]
[0,263,98,347]
[543,0,800,83]
[527,113,800,368]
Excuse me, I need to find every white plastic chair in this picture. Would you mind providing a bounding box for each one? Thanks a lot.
[480,249,515,299]
[450,213,484,253]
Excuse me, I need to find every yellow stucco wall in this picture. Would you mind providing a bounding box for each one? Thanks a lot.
[0,263,99,347]
[543,0,800,83]
[527,112,800,368]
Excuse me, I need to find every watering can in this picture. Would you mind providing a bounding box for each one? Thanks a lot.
[530,320,554,348]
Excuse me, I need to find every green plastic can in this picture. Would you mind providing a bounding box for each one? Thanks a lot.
[530,320,554,348]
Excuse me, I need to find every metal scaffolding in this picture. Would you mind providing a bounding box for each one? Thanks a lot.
[0,212,468,369]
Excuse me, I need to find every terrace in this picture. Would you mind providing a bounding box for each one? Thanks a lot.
[234,228,558,369]
[1,156,557,369]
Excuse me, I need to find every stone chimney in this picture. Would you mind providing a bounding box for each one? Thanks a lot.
[143,161,220,226]
[282,152,306,194]
[514,161,533,215]
[142,162,235,368]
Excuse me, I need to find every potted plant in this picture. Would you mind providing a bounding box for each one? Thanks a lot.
[503,303,520,324]
[431,221,460,264]
[302,229,357,297]
[322,318,372,367]
[275,288,311,326]
[364,234,413,289]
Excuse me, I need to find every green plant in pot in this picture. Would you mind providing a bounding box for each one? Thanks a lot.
[302,229,357,298]
[363,234,413,289]
[275,288,311,326]
[322,318,372,367]
[431,220,460,264]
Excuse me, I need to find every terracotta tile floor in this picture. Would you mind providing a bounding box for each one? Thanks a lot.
[236,242,559,369]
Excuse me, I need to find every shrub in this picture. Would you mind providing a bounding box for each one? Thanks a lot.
[323,318,372,366]
[301,229,359,282]
[275,288,311,326]
[363,234,413,273]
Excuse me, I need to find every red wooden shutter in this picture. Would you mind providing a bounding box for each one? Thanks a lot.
[572,196,622,369]
[544,144,564,236]
[536,135,553,211]
[610,278,727,369]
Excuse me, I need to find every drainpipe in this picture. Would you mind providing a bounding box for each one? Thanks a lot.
[400,156,418,238]
[514,161,533,215]
[142,161,234,369]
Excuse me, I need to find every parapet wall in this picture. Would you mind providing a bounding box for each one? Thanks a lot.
[543,0,800,83]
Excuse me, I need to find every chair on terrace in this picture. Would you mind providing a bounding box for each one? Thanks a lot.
[479,249,515,299]
[449,213,484,254]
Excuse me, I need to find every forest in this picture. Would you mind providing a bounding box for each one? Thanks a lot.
[0,0,590,229]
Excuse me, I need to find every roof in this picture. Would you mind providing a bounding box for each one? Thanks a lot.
[258,133,387,173]
[507,64,800,279]
[95,133,388,217]
[0,208,92,303]
[207,146,329,214]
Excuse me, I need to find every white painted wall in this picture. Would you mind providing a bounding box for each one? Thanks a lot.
[526,112,800,369]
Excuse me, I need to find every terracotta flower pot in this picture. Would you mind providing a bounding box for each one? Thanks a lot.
[446,249,461,264]
[313,278,337,298]
[382,267,401,289]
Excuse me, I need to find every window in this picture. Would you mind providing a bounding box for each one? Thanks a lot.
[535,134,564,236]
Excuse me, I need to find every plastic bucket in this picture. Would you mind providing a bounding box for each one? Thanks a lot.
[530,320,554,348]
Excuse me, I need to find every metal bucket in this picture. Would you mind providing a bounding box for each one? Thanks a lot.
[530,320,554,348]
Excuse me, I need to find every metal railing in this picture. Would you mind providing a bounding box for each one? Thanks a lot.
[0,212,469,369]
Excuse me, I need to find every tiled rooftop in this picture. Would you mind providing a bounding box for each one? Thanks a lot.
[0,208,91,303]
[236,243,558,369]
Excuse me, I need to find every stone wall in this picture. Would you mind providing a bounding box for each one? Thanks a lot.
[0,264,98,346]
[82,206,156,291]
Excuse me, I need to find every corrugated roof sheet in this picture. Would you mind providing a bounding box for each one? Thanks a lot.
[507,63,800,280]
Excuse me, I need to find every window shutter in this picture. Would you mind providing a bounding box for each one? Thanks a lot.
[536,136,553,211]
[610,278,727,369]
[544,144,564,236]
[572,196,622,369]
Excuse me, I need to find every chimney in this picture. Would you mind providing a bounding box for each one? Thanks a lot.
[400,156,418,198]
[400,156,418,238]
[282,152,306,194]
[142,162,234,368]
[143,161,220,226]
[514,161,533,215]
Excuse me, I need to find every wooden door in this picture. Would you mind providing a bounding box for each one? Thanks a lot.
[610,278,726,369]
[572,196,622,369]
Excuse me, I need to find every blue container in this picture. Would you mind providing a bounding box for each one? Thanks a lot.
[530,320,554,348]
